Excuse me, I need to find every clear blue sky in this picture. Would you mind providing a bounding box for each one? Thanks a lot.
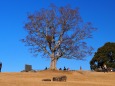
[0,0,115,72]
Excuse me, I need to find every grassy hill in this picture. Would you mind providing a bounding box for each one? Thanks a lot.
[0,70,115,86]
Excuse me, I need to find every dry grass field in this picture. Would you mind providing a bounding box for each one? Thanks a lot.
[0,70,115,86]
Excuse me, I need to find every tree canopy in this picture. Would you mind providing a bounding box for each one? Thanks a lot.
[22,4,96,70]
[90,42,115,70]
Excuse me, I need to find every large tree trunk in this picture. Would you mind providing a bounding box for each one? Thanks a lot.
[50,58,57,70]
[50,53,57,70]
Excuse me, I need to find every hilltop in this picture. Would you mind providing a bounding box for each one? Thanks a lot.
[0,70,115,86]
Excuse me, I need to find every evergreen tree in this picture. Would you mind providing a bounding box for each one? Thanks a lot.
[90,42,115,70]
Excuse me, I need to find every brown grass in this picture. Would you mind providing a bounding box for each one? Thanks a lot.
[0,70,115,86]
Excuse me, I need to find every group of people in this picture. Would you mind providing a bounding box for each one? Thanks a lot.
[44,67,70,71]
[59,67,70,71]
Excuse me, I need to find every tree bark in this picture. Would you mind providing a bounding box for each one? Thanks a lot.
[50,53,57,70]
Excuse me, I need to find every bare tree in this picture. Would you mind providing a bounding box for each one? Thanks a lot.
[22,4,96,70]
